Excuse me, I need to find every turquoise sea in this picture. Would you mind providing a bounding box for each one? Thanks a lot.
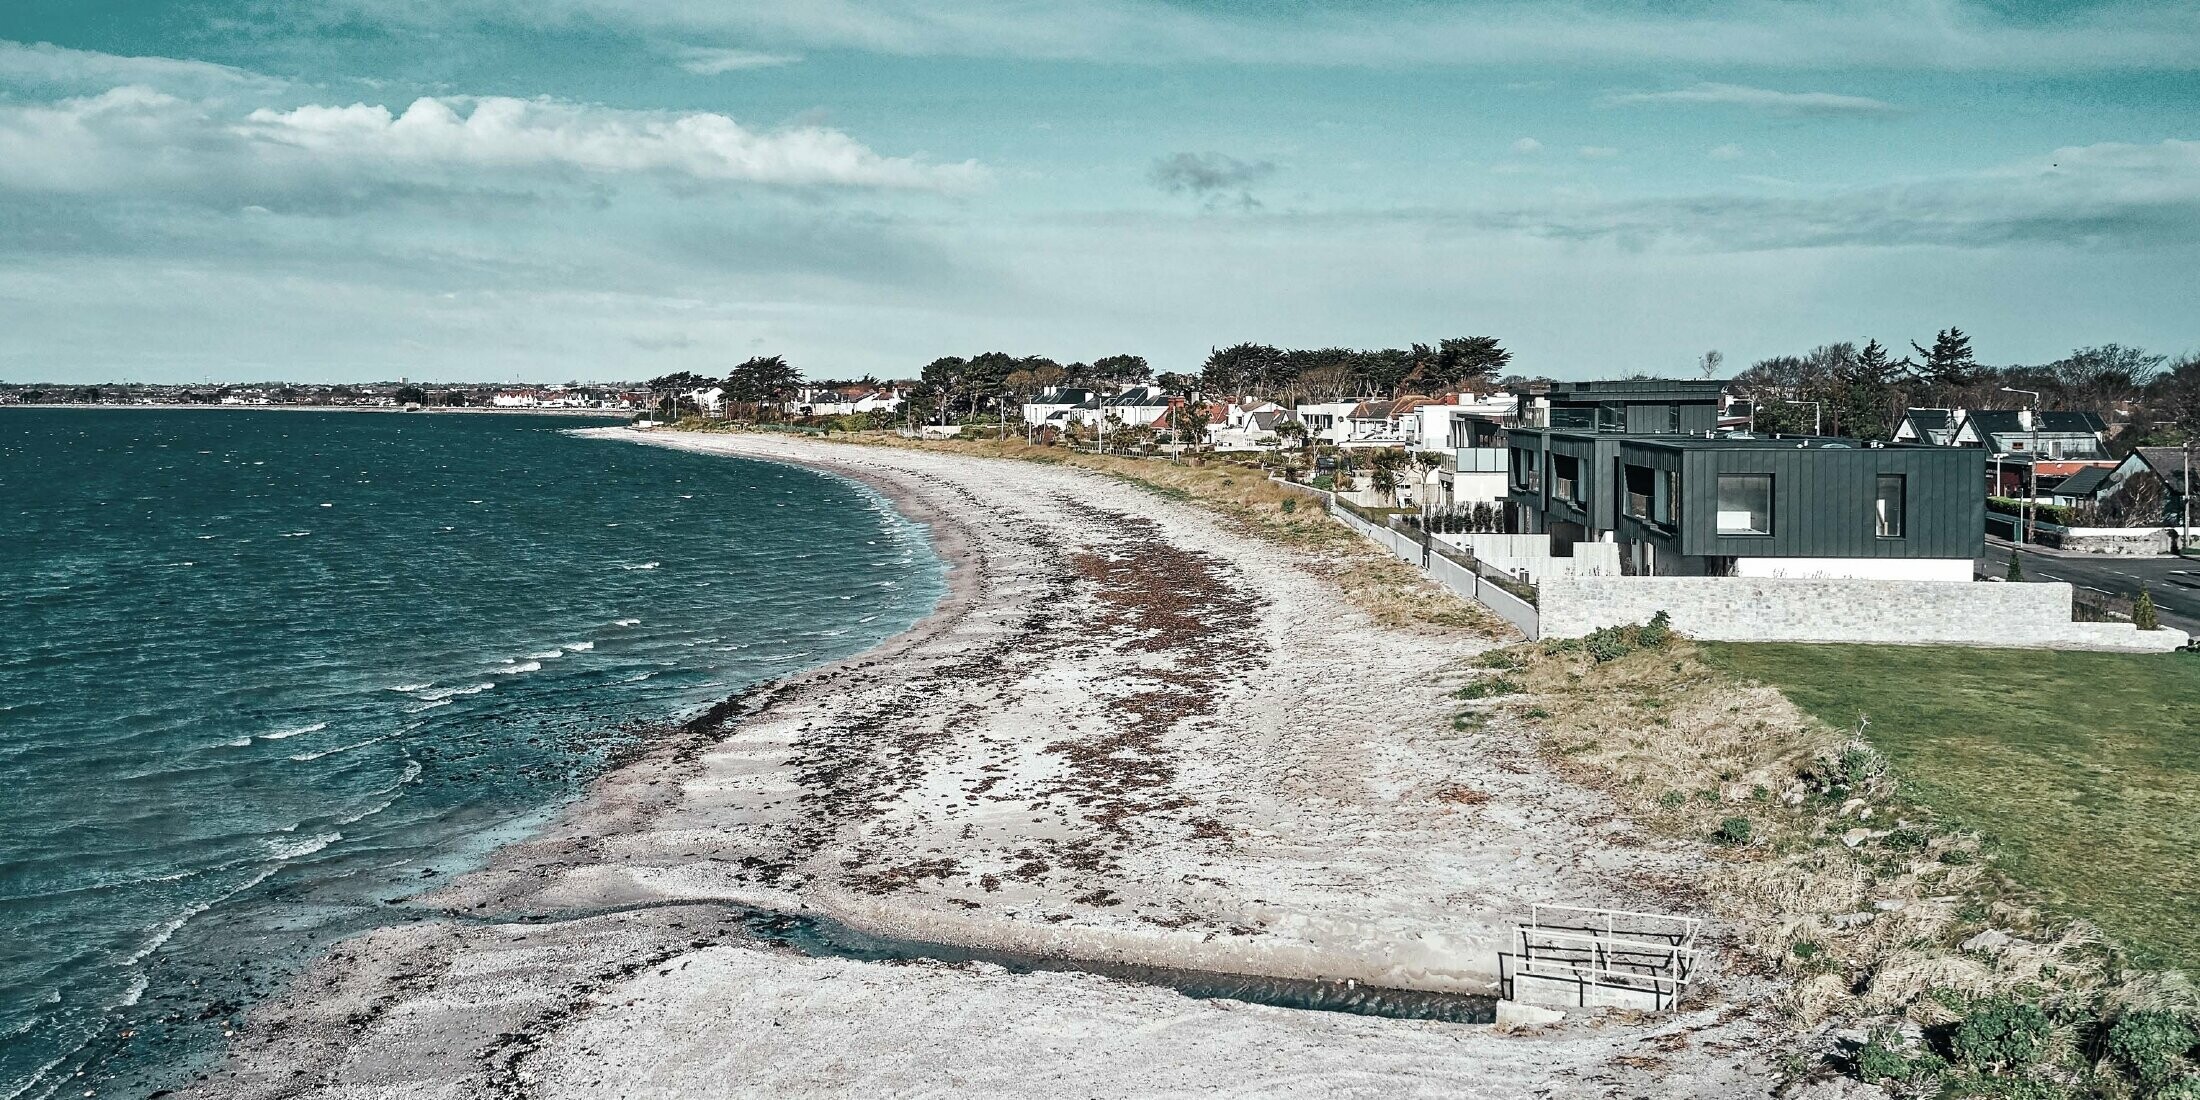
[0,410,944,1098]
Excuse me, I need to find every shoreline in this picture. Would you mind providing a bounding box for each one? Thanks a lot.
[1,403,627,417]
[183,428,1785,1099]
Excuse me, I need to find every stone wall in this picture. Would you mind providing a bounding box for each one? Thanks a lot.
[1540,576,2189,652]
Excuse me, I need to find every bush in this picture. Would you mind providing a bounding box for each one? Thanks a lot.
[1639,610,1674,648]
[1713,817,1753,846]
[1856,1031,1945,1088]
[1280,497,1298,514]
[2008,554,2026,582]
[2137,587,2160,631]
[2156,1077,2200,1100]
[2105,1010,2197,1089]
[1949,996,2053,1072]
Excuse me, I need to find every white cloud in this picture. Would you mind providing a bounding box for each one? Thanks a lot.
[1598,82,1904,117]
[1578,145,1620,159]
[301,0,2200,72]
[1709,143,1747,161]
[0,87,984,200]
[672,46,801,74]
[240,96,982,189]
[1510,137,1542,154]
[0,40,278,93]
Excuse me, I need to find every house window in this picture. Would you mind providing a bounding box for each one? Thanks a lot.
[1661,469,1679,525]
[1876,474,1906,538]
[1511,448,1536,490]
[1551,406,1595,429]
[1623,463,1655,520]
[1551,455,1581,503]
[1716,474,1773,535]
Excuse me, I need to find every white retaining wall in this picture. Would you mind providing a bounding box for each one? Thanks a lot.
[1329,503,1540,638]
[1539,576,2190,652]
[1434,533,1622,579]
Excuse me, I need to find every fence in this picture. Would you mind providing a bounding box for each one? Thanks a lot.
[1317,489,1540,639]
[1505,904,1700,1010]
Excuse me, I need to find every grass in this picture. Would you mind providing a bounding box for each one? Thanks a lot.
[821,432,1508,638]
[1701,642,2200,970]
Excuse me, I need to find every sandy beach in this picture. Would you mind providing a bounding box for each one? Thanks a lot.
[183,429,1786,1099]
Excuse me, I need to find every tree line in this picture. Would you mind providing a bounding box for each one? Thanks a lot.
[1729,328,2200,447]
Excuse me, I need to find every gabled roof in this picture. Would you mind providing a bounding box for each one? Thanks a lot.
[2128,447,2198,485]
[1902,408,1955,432]
[1962,409,2108,438]
[2052,466,2113,498]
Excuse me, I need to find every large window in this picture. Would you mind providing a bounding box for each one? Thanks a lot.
[1623,463,1655,520]
[1550,454,1581,503]
[1716,473,1773,535]
[1875,474,1906,538]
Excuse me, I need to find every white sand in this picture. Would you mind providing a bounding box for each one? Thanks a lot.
[185,430,1786,1099]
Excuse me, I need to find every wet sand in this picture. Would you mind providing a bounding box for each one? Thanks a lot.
[182,429,1783,1099]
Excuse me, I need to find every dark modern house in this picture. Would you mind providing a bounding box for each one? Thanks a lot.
[1504,380,1985,580]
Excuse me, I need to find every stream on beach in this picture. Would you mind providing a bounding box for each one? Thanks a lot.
[0,410,946,1099]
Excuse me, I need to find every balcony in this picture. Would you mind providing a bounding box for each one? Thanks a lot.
[1454,447,1508,473]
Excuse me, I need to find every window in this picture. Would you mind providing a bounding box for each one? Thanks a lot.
[1661,469,1680,525]
[1716,474,1773,535]
[1551,406,1595,429]
[1511,447,1536,490]
[1551,455,1581,503]
[1875,474,1906,538]
[1623,464,1655,520]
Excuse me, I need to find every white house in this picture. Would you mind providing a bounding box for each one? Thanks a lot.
[1204,397,1290,450]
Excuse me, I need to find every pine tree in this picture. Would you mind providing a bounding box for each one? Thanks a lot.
[2007,554,2024,582]
[2134,587,2159,630]
[1912,328,1981,394]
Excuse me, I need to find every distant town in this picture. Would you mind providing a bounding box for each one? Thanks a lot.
[0,381,654,411]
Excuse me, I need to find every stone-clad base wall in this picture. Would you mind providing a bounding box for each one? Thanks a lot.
[1541,576,2190,652]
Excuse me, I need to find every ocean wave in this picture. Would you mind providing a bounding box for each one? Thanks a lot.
[525,650,565,661]
[388,682,433,693]
[414,683,493,701]
[403,699,452,714]
[492,661,541,675]
[619,561,660,571]
[281,530,311,538]
[289,736,388,763]
[561,641,595,653]
[613,618,640,627]
[262,722,325,742]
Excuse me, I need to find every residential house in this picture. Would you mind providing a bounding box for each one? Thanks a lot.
[1892,408,1962,446]
[1507,431,1984,580]
[1204,397,1290,450]
[1021,387,1098,434]
[2096,447,2197,530]
[1509,379,1727,434]
[1072,385,1175,431]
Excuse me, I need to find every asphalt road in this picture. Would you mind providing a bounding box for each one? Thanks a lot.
[1979,540,2200,633]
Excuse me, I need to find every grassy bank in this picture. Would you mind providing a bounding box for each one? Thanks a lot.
[822,433,1507,638]
[1701,643,2200,971]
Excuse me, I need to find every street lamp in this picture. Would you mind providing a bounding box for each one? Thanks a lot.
[2001,386,2041,546]
[1781,399,1822,437]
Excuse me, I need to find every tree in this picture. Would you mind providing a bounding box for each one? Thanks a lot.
[393,385,428,405]
[1912,327,1982,398]
[2134,587,2159,630]
[1698,350,1724,380]
[1368,448,1408,505]
[1154,371,1200,396]
[1434,336,1512,391]
[725,356,798,421]
[1201,343,1286,396]
[1089,354,1151,385]
[1167,397,1211,458]
[1832,339,1908,441]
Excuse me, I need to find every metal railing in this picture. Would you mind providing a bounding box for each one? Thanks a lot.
[1513,904,1700,1006]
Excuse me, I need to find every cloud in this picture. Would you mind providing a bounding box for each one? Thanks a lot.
[1510,137,1543,154]
[1467,138,2200,251]
[0,86,985,203]
[672,46,801,74]
[293,0,2200,72]
[1578,146,1620,159]
[0,40,280,94]
[1598,82,1904,117]
[1148,151,1275,209]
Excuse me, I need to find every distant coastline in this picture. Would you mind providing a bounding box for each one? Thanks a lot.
[1,403,627,417]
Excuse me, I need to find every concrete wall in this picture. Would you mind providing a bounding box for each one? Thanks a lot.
[1731,557,1973,582]
[1436,533,1622,579]
[1329,501,1540,639]
[1539,576,2190,652]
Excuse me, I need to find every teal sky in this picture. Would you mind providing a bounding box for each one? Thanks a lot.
[1,0,2196,383]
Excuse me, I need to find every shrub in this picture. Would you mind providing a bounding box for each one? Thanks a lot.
[1713,816,1753,846]
[1639,610,1674,647]
[1658,790,1686,809]
[1949,996,2053,1072]
[1280,497,1298,514]
[2137,587,2160,631]
[1855,1031,1945,1088]
[2105,1010,2197,1089]
[2008,554,2026,582]
[2156,1077,2200,1100]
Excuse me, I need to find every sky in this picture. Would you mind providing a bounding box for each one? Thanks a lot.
[0,0,2195,384]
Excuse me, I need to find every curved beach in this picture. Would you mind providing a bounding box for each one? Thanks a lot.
[186,430,1779,1099]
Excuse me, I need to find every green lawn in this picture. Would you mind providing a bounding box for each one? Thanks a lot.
[1700,643,2200,969]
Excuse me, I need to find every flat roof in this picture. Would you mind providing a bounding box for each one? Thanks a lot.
[1512,378,1727,401]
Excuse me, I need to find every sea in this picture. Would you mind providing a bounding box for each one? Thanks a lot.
[0,409,945,1099]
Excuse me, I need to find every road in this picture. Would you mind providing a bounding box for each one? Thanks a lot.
[1979,540,2200,633]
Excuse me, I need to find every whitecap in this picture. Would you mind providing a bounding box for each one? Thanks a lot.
[282,531,311,538]
[263,722,325,741]
[620,561,660,571]
[561,641,595,653]
[526,650,565,661]
[290,737,387,762]
[388,682,433,693]
[493,660,542,675]
[613,618,641,627]
[415,683,493,701]
[404,699,453,714]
